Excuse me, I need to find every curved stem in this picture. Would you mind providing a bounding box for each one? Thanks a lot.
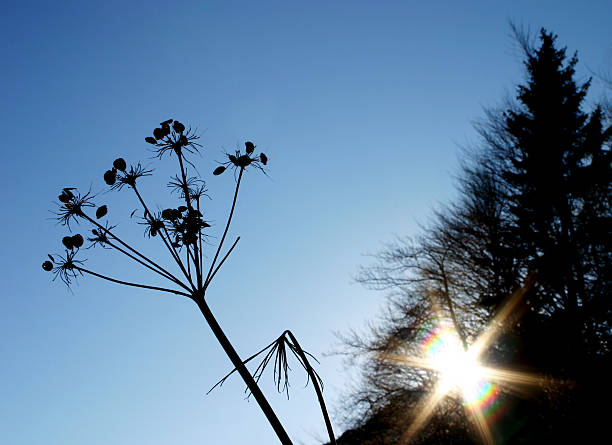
[196,297,293,445]
[75,266,191,298]
[284,330,336,445]
[206,167,243,285]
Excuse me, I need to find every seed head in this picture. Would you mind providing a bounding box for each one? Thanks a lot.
[113,158,127,171]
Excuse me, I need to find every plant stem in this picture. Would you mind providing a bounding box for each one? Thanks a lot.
[177,153,202,288]
[83,214,187,289]
[75,266,191,298]
[195,297,293,445]
[105,238,191,292]
[132,185,194,288]
[204,237,239,289]
[206,167,243,285]
[284,330,336,445]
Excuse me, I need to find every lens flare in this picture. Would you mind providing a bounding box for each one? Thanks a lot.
[417,321,501,419]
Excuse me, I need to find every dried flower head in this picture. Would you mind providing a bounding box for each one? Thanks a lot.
[146,119,202,160]
[55,189,96,228]
[213,141,269,176]
[110,163,153,191]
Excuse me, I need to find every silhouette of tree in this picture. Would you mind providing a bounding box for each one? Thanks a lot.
[42,120,336,445]
[332,28,611,444]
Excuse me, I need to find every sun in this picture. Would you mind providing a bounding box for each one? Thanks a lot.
[426,325,484,398]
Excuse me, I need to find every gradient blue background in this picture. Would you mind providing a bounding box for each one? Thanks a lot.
[2,1,610,444]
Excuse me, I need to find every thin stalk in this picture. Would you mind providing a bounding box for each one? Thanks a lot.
[195,298,293,445]
[284,331,336,445]
[104,238,191,292]
[177,153,202,287]
[83,213,185,289]
[75,266,191,298]
[206,167,243,285]
[131,185,194,288]
[204,237,240,289]
[197,198,204,289]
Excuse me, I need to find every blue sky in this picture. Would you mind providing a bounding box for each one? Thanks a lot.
[1,1,610,444]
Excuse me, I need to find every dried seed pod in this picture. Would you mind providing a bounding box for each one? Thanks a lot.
[92,229,99,235]
[161,208,174,220]
[42,261,53,271]
[145,136,157,144]
[173,121,185,133]
[160,119,173,126]
[58,188,74,203]
[72,234,84,248]
[153,127,165,140]
[104,169,117,185]
[260,153,268,165]
[96,205,108,219]
[213,166,226,176]
[235,155,252,168]
[113,158,127,171]
[228,154,237,164]
[62,236,74,250]
[245,141,255,154]
[177,205,187,212]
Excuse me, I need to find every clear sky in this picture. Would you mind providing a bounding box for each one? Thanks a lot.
[1,1,610,444]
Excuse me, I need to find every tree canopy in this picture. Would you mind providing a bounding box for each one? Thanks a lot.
[332,29,611,445]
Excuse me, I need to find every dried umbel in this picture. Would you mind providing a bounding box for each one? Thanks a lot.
[42,119,335,445]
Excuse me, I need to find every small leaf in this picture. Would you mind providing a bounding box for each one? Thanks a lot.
[113,158,127,171]
[145,137,157,144]
[260,153,268,165]
[96,205,108,219]
[245,141,255,154]
[213,166,226,175]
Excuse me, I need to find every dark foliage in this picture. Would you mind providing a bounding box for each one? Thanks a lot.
[335,29,611,444]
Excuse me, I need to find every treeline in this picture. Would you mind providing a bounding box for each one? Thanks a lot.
[330,28,611,444]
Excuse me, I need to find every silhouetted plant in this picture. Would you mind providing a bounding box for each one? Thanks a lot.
[42,119,336,445]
